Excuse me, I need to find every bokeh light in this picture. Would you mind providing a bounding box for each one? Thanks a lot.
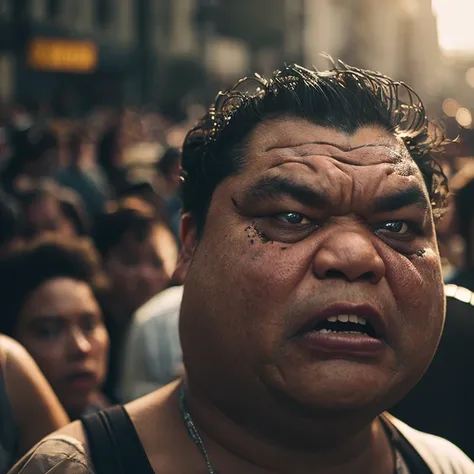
[456,107,473,128]
[466,68,474,88]
[433,0,474,52]
[442,98,460,117]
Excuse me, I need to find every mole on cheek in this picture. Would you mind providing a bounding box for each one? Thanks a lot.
[415,249,426,258]
[245,223,257,244]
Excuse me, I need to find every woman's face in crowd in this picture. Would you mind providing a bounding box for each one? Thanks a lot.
[105,225,177,316]
[15,277,109,417]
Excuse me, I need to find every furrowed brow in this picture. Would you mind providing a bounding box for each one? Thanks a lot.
[238,176,330,209]
[372,185,429,213]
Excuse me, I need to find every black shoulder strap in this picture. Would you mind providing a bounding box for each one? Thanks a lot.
[380,415,433,474]
[81,405,154,474]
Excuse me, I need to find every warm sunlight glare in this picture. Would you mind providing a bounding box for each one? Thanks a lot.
[432,0,474,52]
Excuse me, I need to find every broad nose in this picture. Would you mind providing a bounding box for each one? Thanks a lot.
[312,231,385,284]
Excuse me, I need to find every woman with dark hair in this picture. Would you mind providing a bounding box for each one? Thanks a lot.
[0,235,110,420]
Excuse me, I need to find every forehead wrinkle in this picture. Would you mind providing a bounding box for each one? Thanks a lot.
[262,142,408,171]
[265,140,400,155]
[266,154,401,176]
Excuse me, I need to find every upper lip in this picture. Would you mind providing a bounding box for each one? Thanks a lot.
[292,303,388,340]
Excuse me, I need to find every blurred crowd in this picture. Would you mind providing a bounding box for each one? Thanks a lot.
[0,102,192,426]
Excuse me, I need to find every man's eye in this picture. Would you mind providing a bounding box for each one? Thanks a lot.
[379,221,410,234]
[274,212,311,225]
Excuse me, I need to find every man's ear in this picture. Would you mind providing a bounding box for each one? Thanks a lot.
[172,213,198,284]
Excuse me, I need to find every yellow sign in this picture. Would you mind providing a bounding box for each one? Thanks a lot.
[27,38,98,73]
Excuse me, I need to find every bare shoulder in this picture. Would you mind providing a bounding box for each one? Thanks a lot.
[8,434,95,474]
[126,381,181,428]
[125,382,189,471]
[9,383,183,474]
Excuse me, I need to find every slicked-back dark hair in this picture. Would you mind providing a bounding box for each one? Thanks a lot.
[181,62,449,235]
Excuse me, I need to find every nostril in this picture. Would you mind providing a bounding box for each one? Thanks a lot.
[324,269,346,280]
[322,269,377,282]
[361,271,376,281]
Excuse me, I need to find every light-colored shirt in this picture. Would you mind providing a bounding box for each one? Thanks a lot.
[120,285,183,402]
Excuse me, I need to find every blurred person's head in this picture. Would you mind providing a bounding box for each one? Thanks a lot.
[0,235,110,419]
[117,180,170,224]
[2,127,59,190]
[16,180,89,239]
[157,147,181,185]
[93,198,178,318]
[456,178,474,266]
[175,62,448,433]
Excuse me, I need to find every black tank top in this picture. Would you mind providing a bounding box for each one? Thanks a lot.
[81,408,433,474]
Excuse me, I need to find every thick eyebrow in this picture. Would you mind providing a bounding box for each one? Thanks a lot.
[238,176,330,209]
[237,176,429,214]
[371,185,429,213]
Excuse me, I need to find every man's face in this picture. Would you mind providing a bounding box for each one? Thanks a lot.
[180,118,445,417]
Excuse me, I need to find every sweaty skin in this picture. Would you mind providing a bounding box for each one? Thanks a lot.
[181,119,443,415]
[8,119,445,474]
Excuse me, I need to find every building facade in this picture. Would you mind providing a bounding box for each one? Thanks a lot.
[303,0,442,108]
[0,0,443,112]
[0,0,141,110]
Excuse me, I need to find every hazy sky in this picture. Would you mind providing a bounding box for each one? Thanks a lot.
[432,0,474,52]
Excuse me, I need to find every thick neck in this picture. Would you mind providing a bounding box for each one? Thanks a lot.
[181,382,394,474]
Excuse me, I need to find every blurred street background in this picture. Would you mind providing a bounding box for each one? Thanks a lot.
[1,0,474,273]
[1,1,474,156]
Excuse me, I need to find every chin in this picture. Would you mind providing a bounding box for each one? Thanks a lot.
[268,366,400,417]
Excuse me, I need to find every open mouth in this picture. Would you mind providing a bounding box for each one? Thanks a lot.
[302,314,379,339]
